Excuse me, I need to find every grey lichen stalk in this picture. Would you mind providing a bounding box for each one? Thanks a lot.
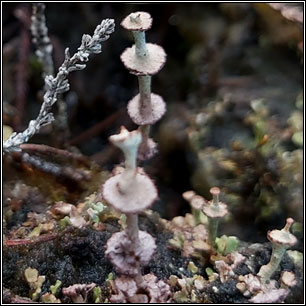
[31,3,54,77]
[138,75,152,119]
[132,22,152,119]
[3,18,115,153]
[132,27,148,58]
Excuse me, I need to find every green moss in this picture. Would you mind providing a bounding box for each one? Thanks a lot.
[93,286,102,303]
[187,261,198,274]
[87,202,107,223]
[58,216,71,229]
[50,280,62,295]
[169,233,185,249]
[215,235,239,255]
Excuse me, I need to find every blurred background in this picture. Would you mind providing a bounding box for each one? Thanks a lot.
[2,3,303,244]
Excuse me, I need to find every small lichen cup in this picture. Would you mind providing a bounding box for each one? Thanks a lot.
[257,218,297,282]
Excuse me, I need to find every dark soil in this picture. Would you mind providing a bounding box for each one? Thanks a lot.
[3,213,303,303]
[3,214,197,302]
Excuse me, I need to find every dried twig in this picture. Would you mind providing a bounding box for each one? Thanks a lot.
[19,152,91,181]
[4,233,58,247]
[4,18,115,153]
[20,143,90,165]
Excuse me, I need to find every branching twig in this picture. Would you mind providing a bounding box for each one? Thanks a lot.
[31,3,71,142]
[31,3,69,142]
[3,18,115,153]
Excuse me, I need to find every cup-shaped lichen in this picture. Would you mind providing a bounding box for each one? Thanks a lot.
[257,218,297,282]
[202,187,228,247]
[103,126,158,286]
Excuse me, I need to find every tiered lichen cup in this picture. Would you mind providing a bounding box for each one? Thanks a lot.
[103,12,170,302]
[120,12,167,160]
[103,127,170,302]
[104,127,157,284]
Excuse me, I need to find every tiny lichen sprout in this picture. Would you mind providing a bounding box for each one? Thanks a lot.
[182,191,205,225]
[202,187,228,247]
[257,218,297,282]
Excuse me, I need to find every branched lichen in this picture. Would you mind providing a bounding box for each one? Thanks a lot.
[3,18,115,153]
